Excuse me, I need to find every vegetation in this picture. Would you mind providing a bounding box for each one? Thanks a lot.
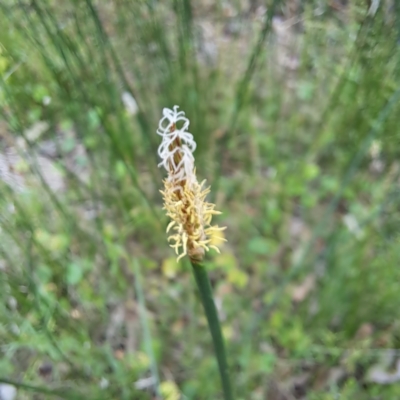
[1,1,400,399]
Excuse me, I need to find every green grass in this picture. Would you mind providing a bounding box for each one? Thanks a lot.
[1,1,400,399]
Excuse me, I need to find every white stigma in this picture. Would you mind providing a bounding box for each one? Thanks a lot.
[157,106,197,184]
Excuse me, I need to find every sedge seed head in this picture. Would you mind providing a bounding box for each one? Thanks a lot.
[157,106,226,263]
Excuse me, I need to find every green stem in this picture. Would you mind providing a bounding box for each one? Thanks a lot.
[191,262,234,400]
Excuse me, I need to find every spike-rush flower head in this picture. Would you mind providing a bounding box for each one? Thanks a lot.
[157,106,226,263]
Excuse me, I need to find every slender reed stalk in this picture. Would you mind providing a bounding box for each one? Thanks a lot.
[191,261,234,400]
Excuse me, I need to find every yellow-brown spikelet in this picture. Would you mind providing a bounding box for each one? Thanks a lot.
[157,106,226,263]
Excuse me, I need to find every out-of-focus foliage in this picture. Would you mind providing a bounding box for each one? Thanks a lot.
[1,0,400,399]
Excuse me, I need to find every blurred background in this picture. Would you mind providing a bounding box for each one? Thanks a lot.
[1,0,400,399]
